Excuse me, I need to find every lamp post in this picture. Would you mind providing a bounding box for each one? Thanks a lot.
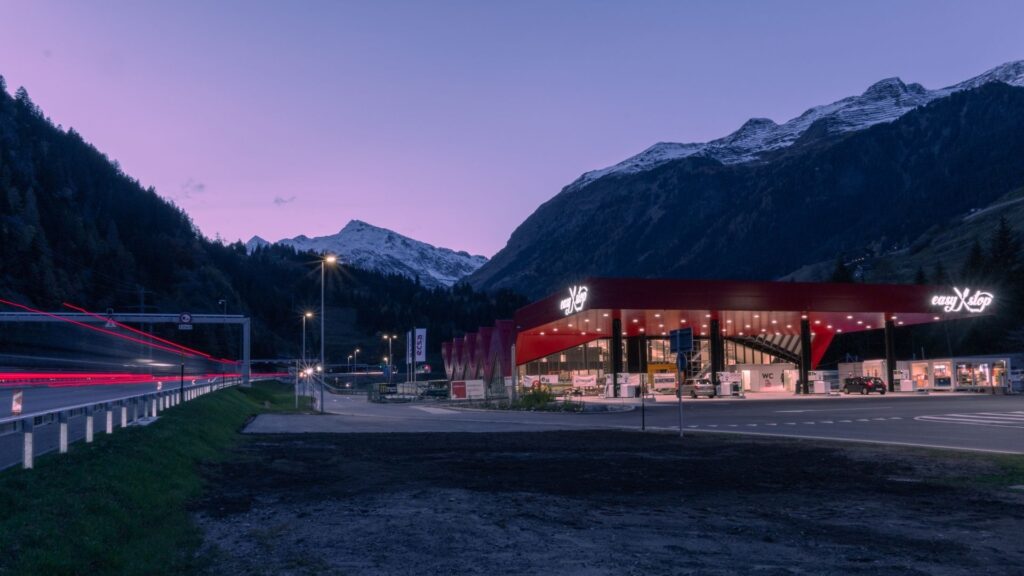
[302,311,313,366]
[319,255,336,415]
[383,334,397,385]
[353,347,361,388]
[218,299,227,385]
[320,255,337,376]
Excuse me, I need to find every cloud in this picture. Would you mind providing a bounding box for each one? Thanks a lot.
[273,195,297,206]
[178,178,206,200]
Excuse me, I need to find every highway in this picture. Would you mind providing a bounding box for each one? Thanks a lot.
[0,375,238,471]
[247,392,1024,455]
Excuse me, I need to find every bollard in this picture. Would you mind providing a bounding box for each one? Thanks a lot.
[85,406,94,443]
[105,403,114,434]
[22,418,34,469]
[121,402,128,428]
[152,395,158,417]
[59,411,69,453]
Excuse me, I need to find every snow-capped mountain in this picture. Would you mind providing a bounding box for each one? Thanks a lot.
[569,60,1024,191]
[246,220,488,288]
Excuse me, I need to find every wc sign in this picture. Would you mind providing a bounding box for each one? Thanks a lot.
[559,285,589,316]
[930,287,994,314]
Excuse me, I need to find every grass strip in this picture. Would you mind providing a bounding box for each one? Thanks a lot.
[0,381,306,576]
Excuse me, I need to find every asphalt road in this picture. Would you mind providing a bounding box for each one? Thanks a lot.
[0,376,231,471]
[247,392,1024,454]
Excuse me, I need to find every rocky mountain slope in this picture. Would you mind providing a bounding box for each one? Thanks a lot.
[247,220,487,288]
[566,61,1024,192]
[469,71,1024,298]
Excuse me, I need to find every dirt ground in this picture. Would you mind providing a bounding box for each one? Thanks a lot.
[192,431,1024,575]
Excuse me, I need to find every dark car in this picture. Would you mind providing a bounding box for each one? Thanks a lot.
[680,378,717,398]
[842,376,887,395]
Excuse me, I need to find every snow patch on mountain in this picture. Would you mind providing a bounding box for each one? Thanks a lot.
[245,221,488,288]
[569,60,1024,191]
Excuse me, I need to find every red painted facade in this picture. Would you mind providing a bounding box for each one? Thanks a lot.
[442,277,981,377]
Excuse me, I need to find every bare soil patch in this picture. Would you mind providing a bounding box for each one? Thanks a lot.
[193,431,1024,575]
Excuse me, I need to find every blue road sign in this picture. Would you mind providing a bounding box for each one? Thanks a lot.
[669,328,693,354]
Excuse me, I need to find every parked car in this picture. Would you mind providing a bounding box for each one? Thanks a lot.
[842,376,887,395]
[680,378,717,398]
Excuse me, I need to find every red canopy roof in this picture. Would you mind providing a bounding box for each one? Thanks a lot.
[514,278,983,367]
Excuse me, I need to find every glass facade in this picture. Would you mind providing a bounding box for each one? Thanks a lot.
[517,336,786,395]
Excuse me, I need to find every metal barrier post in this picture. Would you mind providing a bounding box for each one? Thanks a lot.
[105,403,113,434]
[85,406,94,443]
[22,418,34,469]
[121,402,128,428]
[59,411,69,453]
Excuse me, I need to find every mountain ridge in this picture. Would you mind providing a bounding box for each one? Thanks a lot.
[566,60,1024,192]
[468,79,1024,298]
[246,220,487,288]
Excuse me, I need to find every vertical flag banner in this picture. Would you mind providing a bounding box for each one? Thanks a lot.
[415,328,427,362]
[406,330,413,362]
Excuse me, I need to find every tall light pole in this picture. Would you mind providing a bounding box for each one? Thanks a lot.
[383,334,397,385]
[320,255,337,376]
[302,311,312,366]
[353,347,361,388]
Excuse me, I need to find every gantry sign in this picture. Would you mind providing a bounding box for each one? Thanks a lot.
[0,312,252,386]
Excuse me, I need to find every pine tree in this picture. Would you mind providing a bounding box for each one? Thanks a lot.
[987,216,1020,283]
[961,238,987,283]
[932,262,950,285]
[830,256,854,283]
[914,266,928,285]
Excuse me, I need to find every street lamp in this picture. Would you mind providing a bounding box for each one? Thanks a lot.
[353,347,361,388]
[319,255,337,415]
[302,311,313,366]
[320,255,337,374]
[383,334,397,385]
[347,354,353,374]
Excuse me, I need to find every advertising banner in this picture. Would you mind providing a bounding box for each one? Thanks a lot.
[540,375,559,386]
[523,375,541,389]
[414,328,427,362]
[451,381,467,400]
[465,380,486,399]
[652,373,677,387]
[406,331,413,363]
[572,374,598,388]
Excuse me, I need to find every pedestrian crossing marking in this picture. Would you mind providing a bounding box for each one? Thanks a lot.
[915,411,1024,429]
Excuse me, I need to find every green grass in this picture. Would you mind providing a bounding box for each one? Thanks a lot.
[0,381,308,576]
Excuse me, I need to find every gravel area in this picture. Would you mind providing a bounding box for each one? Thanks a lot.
[192,431,1024,575]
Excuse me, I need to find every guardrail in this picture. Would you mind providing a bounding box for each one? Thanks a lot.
[0,377,243,471]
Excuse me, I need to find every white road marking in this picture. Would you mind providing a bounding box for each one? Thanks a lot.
[776,406,892,413]
[915,411,1024,429]
[838,420,852,423]
[821,420,834,424]
[412,406,458,415]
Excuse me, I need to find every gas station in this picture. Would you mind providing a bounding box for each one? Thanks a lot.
[442,278,1003,398]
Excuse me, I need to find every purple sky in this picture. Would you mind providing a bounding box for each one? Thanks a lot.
[1,1,1023,257]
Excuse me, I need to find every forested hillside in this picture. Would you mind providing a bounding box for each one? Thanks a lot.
[0,77,525,360]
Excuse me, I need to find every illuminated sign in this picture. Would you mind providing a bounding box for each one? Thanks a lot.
[930,287,994,313]
[559,285,588,316]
